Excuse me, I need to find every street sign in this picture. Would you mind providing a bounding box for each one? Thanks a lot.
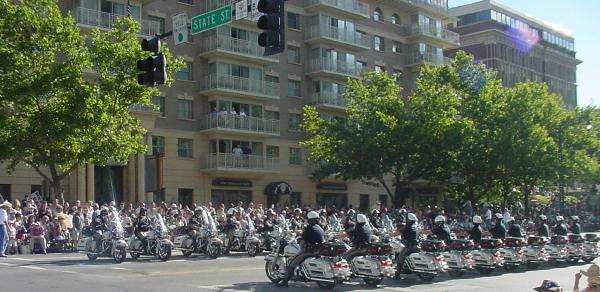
[235,0,248,20]
[191,5,232,35]
[249,0,260,21]
[172,12,188,45]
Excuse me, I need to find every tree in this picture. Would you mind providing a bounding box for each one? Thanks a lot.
[0,0,183,200]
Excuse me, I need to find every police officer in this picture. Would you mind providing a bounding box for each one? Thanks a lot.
[396,213,419,274]
[92,207,110,252]
[506,217,523,238]
[470,215,483,244]
[342,214,371,261]
[490,213,507,239]
[134,208,151,252]
[537,215,550,237]
[553,216,568,235]
[277,211,324,287]
[290,208,305,231]
[370,209,383,229]
[223,208,239,252]
[569,216,581,235]
[432,215,451,243]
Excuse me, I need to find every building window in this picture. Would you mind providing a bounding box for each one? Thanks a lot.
[0,184,11,202]
[287,79,301,97]
[31,185,42,195]
[287,12,300,29]
[288,113,301,131]
[178,188,194,208]
[152,96,166,117]
[391,13,399,25]
[287,46,300,64]
[373,8,382,22]
[357,61,366,73]
[392,41,402,53]
[177,138,193,158]
[265,110,280,120]
[177,62,192,80]
[265,75,279,84]
[177,99,193,119]
[290,192,301,207]
[148,15,165,34]
[374,36,384,52]
[375,65,385,73]
[289,147,302,165]
[316,193,347,208]
[266,145,280,158]
[151,136,165,155]
[393,70,403,82]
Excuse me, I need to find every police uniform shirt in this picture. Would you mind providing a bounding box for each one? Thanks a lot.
[348,223,371,247]
[490,223,506,239]
[401,223,418,245]
[538,223,550,237]
[470,225,483,243]
[302,223,325,251]
[507,224,522,237]
[433,224,451,242]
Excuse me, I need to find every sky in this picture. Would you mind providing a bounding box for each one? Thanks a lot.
[449,0,600,107]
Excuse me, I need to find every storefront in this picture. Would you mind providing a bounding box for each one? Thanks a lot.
[210,178,253,207]
[316,183,348,208]
[264,181,293,207]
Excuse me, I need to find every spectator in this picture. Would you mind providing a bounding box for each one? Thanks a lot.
[30,220,47,254]
[533,280,563,291]
[574,264,600,292]
[233,144,243,156]
[0,201,12,257]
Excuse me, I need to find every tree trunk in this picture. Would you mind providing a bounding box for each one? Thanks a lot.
[49,177,64,202]
[394,185,407,208]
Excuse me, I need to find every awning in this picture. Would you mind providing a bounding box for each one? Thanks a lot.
[265,181,293,196]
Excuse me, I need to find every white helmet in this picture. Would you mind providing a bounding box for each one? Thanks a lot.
[571,216,580,221]
[494,213,503,220]
[307,211,319,219]
[539,215,547,221]
[434,215,446,223]
[356,214,368,224]
[294,208,302,213]
[227,208,236,216]
[506,217,515,223]
[472,215,482,224]
[406,213,417,222]
[556,216,564,222]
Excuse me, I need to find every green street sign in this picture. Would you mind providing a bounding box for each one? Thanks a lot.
[191,5,232,35]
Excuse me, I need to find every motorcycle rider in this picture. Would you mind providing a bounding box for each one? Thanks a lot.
[490,213,507,239]
[432,215,451,243]
[553,216,568,236]
[370,209,383,229]
[537,215,550,237]
[506,217,523,238]
[341,214,371,261]
[395,213,419,275]
[470,215,483,244]
[569,216,581,235]
[290,208,305,231]
[133,207,151,252]
[92,207,110,252]
[223,208,240,252]
[277,211,324,287]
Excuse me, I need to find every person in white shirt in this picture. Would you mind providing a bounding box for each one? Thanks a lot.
[0,201,12,257]
[232,145,243,156]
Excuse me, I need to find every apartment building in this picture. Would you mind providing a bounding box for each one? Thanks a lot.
[445,0,580,108]
[0,0,457,209]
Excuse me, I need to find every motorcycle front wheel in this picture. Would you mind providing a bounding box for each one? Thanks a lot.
[113,246,126,263]
[87,253,98,261]
[526,262,540,269]
[207,243,221,259]
[247,242,259,257]
[477,267,494,275]
[364,278,383,287]
[504,264,518,271]
[265,260,283,283]
[448,269,465,277]
[157,244,172,261]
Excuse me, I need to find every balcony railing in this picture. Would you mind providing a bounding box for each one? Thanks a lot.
[406,52,444,65]
[206,153,279,171]
[204,113,280,135]
[305,0,369,16]
[307,58,360,77]
[311,92,348,108]
[305,25,370,48]
[74,7,162,37]
[409,23,460,44]
[201,74,280,98]
[200,34,278,60]
[129,104,160,113]
[397,0,449,14]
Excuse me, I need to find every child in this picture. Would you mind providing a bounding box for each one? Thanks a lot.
[7,220,17,255]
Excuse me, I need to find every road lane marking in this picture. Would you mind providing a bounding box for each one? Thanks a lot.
[61,270,77,274]
[20,266,47,271]
[0,262,14,266]
[111,267,129,270]
[144,266,263,277]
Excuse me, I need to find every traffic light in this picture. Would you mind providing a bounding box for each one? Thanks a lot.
[257,0,284,56]
[137,37,166,86]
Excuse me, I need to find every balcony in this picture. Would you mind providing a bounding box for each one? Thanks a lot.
[73,7,162,37]
[405,52,445,67]
[203,153,279,174]
[200,74,280,101]
[304,0,369,18]
[201,114,280,137]
[305,25,370,51]
[311,92,348,112]
[385,0,449,17]
[406,23,460,47]
[199,34,279,64]
[129,104,160,115]
[306,58,361,80]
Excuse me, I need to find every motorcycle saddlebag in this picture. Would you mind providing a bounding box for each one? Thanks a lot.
[367,242,394,255]
[319,242,348,257]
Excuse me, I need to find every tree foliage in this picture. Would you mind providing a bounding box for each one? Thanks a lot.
[0,0,183,198]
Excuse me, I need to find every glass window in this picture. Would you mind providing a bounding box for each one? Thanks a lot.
[287,46,300,64]
[177,138,193,158]
[265,75,279,84]
[177,62,192,80]
[287,12,300,29]
[392,41,402,53]
[265,110,279,120]
[391,13,399,25]
[152,96,165,117]
[374,36,384,52]
[288,113,301,131]
[373,8,382,22]
[375,65,385,73]
[356,61,366,73]
[266,145,280,158]
[148,15,165,34]
[287,80,301,97]
[151,136,165,155]
[0,184,11,202]
[177,99,193,119]
[289,147,302,165]
[178,189,194,208]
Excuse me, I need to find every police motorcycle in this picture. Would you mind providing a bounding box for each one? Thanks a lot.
[220,214,259,256]
[173,207,223,259]
[471,237,504,274]
[127,213,173,261]
[582,233,599,263]
[546,234,569,266]
[444,238,475,277]
[565,233,584,264]
[522,235,549,268]
[389,213,447,282]
[77,208,128,263]
[264,212,351,289]
[245,218,263,257]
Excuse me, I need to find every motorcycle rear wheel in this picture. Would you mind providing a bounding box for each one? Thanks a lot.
[182,250,193,257]
[548,260,561,266]
[316,281,335,289]
[113,246,126,264]
[416,273,436,282]
[566,258,579,264]
[364,278,383,287]
[526,262,539,269]
[504,264,518,271]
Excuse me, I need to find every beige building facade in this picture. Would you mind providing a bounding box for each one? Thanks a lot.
[0,0,455,209]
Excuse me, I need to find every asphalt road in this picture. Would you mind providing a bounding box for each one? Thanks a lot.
[0,251,597,292]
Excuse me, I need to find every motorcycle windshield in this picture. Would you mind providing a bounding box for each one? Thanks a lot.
[110,209,124,238]
[154,213,167,235]
[204,208,218,232]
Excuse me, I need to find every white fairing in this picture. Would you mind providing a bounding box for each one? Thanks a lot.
[352,256,381,276]
[408,253,438,270]
[174,235,193,248]
[77,237,94,252]
[303,257,335,279]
